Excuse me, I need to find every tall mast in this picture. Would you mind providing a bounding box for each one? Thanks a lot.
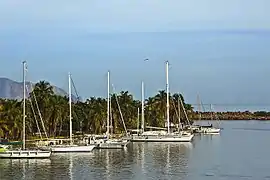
[68,73,72,145]
[178,96,181,131]
[166,61,170,134]
[197,94,202,121]
[141,81,144,133]
[106,71,110,136]
[22,61,26,150]
[137,107,140,135]
[210,104,213,121]
[109,94,113,134]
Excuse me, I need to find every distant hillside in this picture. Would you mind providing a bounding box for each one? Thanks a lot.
[0,77,78,100]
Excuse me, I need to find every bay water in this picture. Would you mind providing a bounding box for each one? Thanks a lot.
[1,121,270,180]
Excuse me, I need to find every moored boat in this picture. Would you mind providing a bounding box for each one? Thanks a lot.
[0,61,51,159]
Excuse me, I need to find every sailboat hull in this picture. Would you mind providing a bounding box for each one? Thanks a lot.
[130,134,194,142]
[201,128,220,134]
[0,150,51,158]
[97,140,129,149]
[51,145,95,153]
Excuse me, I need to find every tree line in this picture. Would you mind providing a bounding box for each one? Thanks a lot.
[0,81,193,140]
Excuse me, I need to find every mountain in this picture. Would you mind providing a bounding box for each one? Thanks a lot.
[0,77,78,101]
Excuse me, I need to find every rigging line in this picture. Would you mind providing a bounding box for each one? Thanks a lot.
[25,69,49,139]
[171,96,179,118]
[70,76,80,101]
[210,105,221,127]
[25,84,42,140]
[109,94,113,134]
[177,97,182,130]
[200,100,206,112]
[179,96,191,126]
[111,84,128,136]
[170,96,183,131]
[171,96,180,120]
[70,76,85,133]
[29,82,48,139]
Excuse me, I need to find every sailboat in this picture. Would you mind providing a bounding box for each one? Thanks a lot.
[131,61,194,142]
[87,71,129,149]
[48,73,96,152]
[0,61,51,158]
[193,96,221,134]
[200,104,221,134]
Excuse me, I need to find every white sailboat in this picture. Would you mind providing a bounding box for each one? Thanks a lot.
[201,104,221,134]
[0,61,51,158]
[131,61,194,142]
[89,71,129,149]
[49,73,95,152]
[194,96,221,134]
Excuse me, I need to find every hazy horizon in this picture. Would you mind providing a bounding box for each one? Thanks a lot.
[0,0,269,111]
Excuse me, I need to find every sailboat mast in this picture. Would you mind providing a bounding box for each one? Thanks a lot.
[166,61,170,134]
[22,61,26,150]
[210,104,213,121]
[137,107,140,135]
[178,97,181,131]
[109,94,113,134]
[68,73,72,145]
[197,94,202,121]
[107,71,110,136]
[141,81,144,133]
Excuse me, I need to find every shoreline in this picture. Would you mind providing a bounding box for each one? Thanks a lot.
[193,119,270,121]
[191,111,270,120]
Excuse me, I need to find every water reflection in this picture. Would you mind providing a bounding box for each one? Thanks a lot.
[2,121,270,179]
[0,159,51,180]
[0,143,193,180]
[70,154,73,180]
[51,153,95,180]
[131,142,193,179]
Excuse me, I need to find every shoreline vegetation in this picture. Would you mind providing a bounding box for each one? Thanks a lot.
[193,111,270,121]
[0,81,269,141]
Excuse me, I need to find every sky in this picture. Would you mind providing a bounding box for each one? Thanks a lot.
[0,0,270,111]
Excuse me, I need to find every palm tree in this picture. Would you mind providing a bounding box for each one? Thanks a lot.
[0,84,196,139]
[0,99,22,140]
[47,95,69,137]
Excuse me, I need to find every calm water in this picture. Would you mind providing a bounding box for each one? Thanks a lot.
[1,121,270,180]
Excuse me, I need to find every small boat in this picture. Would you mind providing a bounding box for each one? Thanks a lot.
[0,139,23,146]
[0,148,51,158]
[0,61,51,159]
[201,127,221,134]
[194,95,221,134]
[191,124,221,134]
[83,135,129,149]
[50,144,95,153]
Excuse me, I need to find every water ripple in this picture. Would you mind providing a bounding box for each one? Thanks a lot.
[1,121,270,180]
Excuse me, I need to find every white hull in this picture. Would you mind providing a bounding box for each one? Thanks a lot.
[200,128,220,134]
[50,145,95,153]
[0,150,51,158]
[97,140,129,149]
[130,134,194,142]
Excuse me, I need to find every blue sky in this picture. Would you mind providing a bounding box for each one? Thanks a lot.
[0,0,269,111]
